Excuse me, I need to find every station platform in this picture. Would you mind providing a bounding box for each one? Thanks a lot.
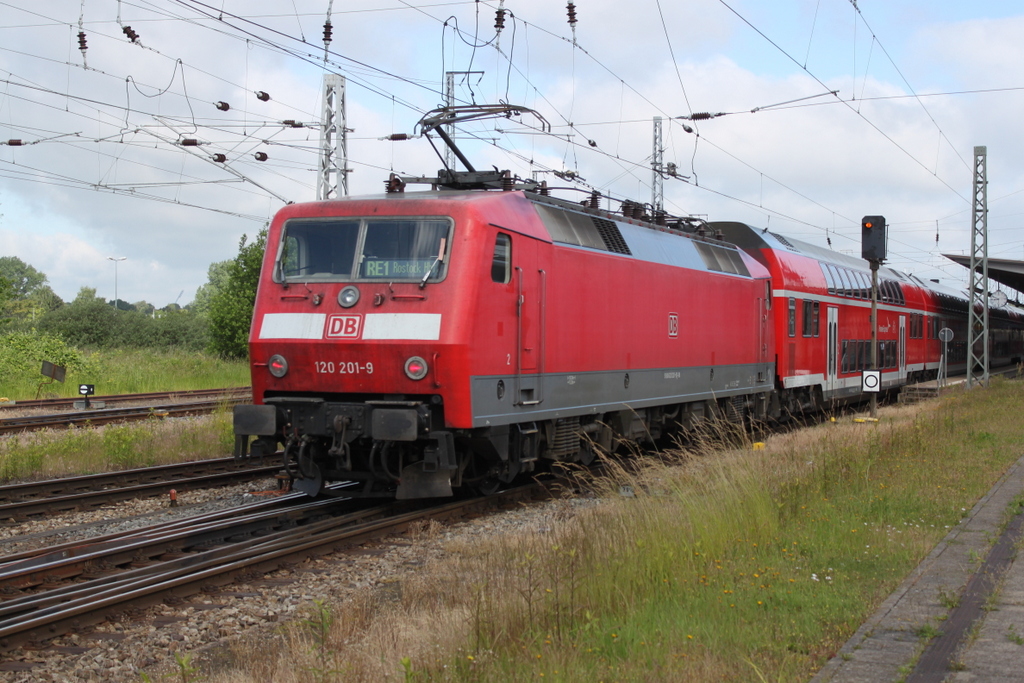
[811,452,1024,682]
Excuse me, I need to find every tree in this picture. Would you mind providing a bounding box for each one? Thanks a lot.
[0,256,47,297]
[0,275,13,327]
[207,228,267,358]
[190,260,232,315]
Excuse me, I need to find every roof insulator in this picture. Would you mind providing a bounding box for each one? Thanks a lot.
[215,101,230,112]
[212,153,227,163]
[255,91,271,102]
[254,151,268,162]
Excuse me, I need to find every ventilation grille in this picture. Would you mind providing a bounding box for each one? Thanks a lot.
[770,232,799,250]
[548,417,581,460]
[592,217,631,254]
[693,241,751,277]
[532,203,632,256]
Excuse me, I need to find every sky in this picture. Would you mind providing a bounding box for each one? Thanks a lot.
[1,0,1023,307]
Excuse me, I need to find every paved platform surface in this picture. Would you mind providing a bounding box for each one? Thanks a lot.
[811,453,1024,683]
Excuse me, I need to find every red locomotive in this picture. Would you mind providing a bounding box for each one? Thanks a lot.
[232,107,1024,499]
[233,186,775,498]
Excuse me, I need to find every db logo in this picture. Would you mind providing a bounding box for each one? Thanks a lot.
[668,313,679,338]
[325,315,362,339]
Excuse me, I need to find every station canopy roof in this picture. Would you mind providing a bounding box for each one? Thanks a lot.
[942,254,1024,297]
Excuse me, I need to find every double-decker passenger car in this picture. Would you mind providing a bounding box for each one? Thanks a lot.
[715,221,1024,415]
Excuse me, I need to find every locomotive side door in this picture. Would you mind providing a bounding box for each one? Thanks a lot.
[826,306,839,396]
[514,237,546,406]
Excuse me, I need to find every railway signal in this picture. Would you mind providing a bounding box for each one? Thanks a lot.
[861,215,887,262]
[862,215,887,418]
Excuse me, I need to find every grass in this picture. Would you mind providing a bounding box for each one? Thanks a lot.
[0,347,246,481]
[147,379,1024,681]
[2,348,249,402]
[0,409,236,481]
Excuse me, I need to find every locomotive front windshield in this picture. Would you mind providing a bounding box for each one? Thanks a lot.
[276,217,452,283]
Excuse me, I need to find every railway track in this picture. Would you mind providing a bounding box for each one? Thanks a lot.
[0,390,251,435]
[0,483,544,653]
[0,457,281,522]
[0,387,251,412]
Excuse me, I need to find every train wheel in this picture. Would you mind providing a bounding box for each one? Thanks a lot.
[473,457,520,496]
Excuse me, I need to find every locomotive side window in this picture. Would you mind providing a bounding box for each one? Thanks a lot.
[802,300,813,337]
[492,233,512,284]
[276,217,452,283]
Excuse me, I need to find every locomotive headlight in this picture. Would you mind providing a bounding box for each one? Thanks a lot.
[404,356,429,380]
[268,354,289,378]
[338,285,360,308]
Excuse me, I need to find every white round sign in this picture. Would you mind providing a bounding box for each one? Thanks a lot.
[938,327,953,343]
[862,370,881,392]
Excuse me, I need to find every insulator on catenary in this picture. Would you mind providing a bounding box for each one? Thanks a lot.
[566,2,577,28]
[254,151,268,162]
[180,138,200,146]
[387,133,410,141]
[282,120,304,128]
[385,173,406,193]
[690,112,713,120]
[255,91,271,102]
[494,8,506,32]
[323,21,333,46]
[212,153,227,163]
[122,25,139,42]
[5,140,23,146]
[77,31,87,51]
[215,101,230,112]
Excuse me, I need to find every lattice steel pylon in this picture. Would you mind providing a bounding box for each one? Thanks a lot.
[967,145,989,388]
[652,116,664,214]
[317,74,349,200]
[444,72,456,172]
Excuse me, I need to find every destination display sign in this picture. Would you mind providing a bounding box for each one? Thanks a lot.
[361,259,435,278]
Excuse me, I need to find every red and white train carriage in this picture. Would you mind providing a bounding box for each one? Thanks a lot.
[715,221,1024,414]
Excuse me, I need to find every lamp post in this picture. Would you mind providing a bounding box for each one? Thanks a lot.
[107,256,126,309]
